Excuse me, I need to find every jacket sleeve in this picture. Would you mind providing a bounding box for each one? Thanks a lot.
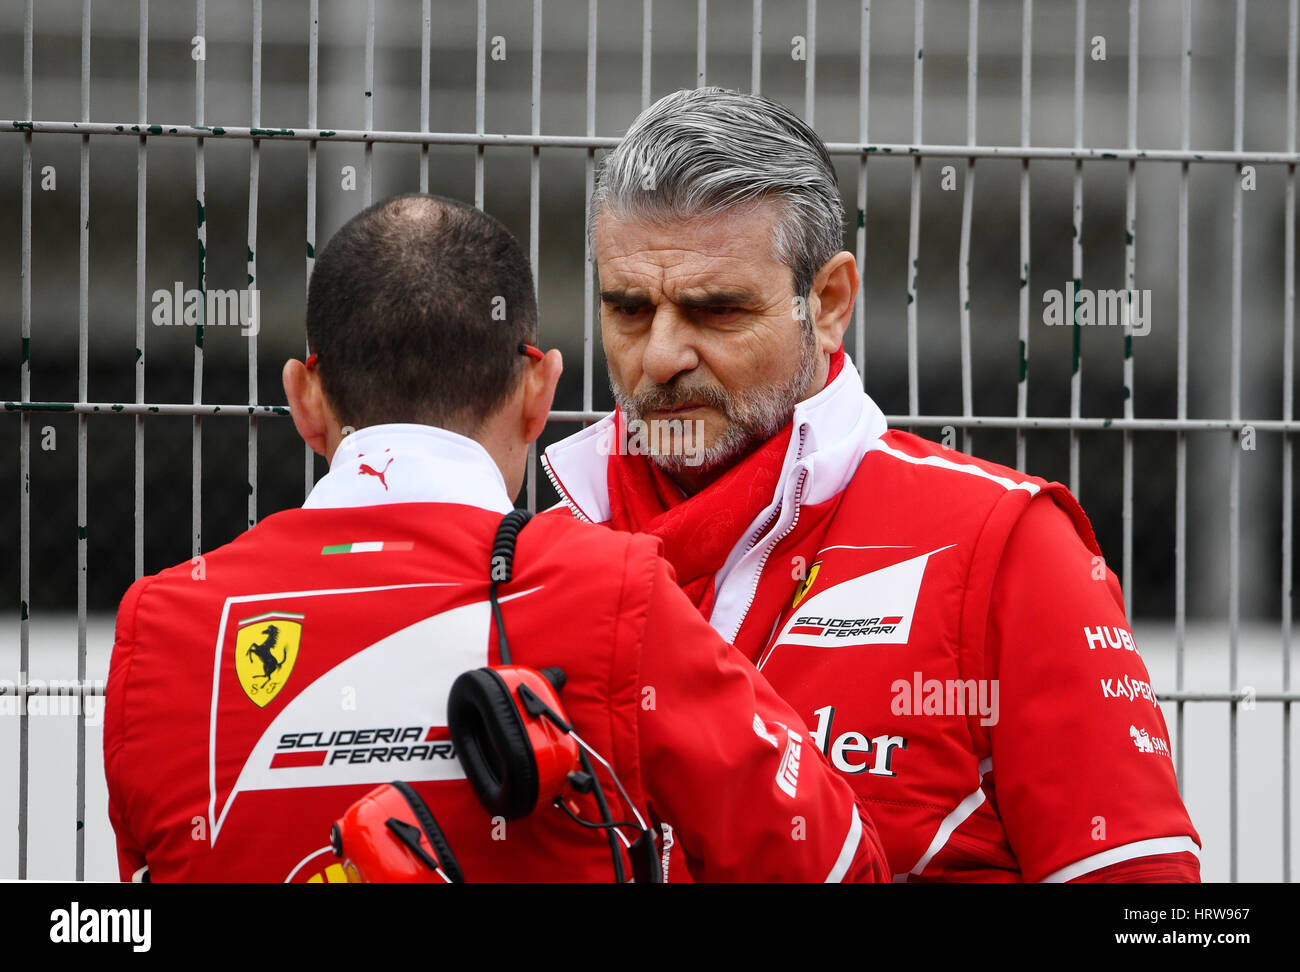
[629,543,890,882]
[104,575,151,882]
[985,495,1201,883]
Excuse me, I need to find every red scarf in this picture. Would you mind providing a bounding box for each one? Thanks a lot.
[607,349,844,615]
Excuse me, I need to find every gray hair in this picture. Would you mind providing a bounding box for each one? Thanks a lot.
[589,87,845,301]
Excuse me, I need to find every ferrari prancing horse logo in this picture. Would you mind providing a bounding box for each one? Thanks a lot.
[791,562,822,611]
[235,611,303,707]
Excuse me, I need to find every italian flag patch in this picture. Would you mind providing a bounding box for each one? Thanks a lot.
[320,540,414,554]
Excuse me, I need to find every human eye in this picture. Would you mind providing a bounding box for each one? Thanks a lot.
[602,296,648,319]
[690,303,744,324]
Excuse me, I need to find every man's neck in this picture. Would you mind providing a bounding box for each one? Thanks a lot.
[665,457,736,497]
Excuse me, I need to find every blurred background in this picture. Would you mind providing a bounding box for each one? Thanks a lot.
[0,0,1296,881]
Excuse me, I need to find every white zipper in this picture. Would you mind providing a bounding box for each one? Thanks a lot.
[734,425,810,557]
[540,454,593,523]
[726,425,811,643]
[659,822,674,882]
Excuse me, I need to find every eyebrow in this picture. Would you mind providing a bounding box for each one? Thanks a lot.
[599,290,646,310]
[599,289,756,309]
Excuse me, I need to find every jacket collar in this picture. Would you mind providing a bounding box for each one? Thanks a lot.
[303,423,515,514]
[541,352,888,526]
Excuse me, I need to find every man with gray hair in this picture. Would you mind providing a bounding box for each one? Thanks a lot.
[542,87,1201,883]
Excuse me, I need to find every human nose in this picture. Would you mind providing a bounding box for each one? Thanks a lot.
[640,305,700,386]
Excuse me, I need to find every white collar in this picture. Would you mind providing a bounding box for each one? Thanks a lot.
[540,353,888,523]
[303,423,515,514]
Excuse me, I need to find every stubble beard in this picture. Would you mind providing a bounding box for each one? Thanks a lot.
[610,326,821,476]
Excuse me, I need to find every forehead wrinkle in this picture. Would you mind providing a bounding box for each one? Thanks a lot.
[600,252,773,305]
[595,204,787,288]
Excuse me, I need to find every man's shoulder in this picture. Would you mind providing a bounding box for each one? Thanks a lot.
[123,507,306,597]
[111,507,374,658]
[868,429,1055,495]
[527,505,661,566]
[852,429,1099,553]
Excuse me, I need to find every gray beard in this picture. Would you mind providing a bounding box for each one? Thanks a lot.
[611,330,821,475]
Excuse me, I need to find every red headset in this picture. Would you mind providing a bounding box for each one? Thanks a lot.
[447,509,661,883]
[330,780,464,883]
[446,509,583,819]
[446,664,581,820]
[332,510,661,882]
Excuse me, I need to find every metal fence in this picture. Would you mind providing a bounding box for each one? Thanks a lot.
[1,0,1296,882]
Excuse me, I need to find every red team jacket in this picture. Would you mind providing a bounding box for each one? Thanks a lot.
[104,424,889,882]
[542,352,1202,882]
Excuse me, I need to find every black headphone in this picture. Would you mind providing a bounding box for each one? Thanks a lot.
[446,509,662,883]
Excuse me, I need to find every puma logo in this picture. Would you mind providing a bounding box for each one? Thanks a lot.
[358,452,394,491]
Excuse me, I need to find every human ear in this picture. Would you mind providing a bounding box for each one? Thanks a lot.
[521,348,563,444]
[806,251,859,354]
[282,358,330,457]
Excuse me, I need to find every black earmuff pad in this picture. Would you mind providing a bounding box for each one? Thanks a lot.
[448,668,540,820]
[388,779,465,883]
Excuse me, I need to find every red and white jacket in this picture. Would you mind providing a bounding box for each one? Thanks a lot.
[542,355,1202,882]
[104,424,889,882]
